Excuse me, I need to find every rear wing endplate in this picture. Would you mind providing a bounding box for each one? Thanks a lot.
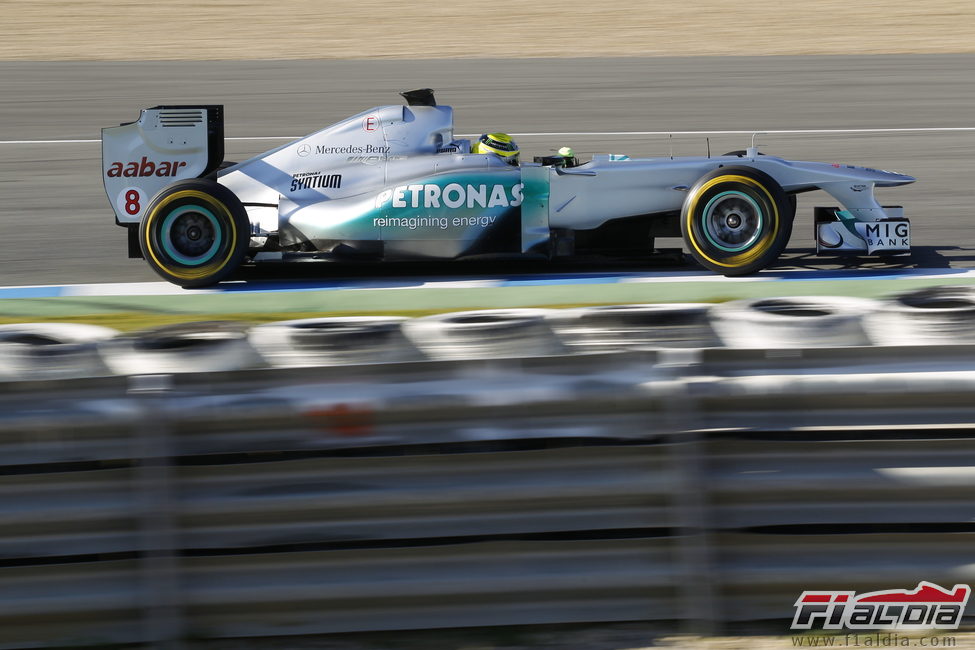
[102,105,224,224]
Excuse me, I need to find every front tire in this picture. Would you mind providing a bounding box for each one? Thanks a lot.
[139,179,249,288]
[680,166,792,276]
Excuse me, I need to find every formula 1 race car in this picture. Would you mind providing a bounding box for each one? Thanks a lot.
[102,89,915,287]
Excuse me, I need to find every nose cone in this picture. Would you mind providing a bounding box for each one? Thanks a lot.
[877,172,917,186]
[794,160,917,187]
[834,162,916,187]
[875,170,916,187]
[854,167,917,187]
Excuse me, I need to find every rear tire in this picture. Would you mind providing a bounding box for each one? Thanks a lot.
[680,166,792,276]
[139,179,249,288]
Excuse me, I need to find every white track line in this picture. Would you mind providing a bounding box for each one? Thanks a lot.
[4,127,975,146]
[478,128,975,137]
[0,137,301,144]
[1,139,101,144]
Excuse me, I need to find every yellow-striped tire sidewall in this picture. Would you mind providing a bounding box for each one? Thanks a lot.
[142,189,239,282]
[684,174,780,269]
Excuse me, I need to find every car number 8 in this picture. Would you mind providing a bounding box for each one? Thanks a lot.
[116,187,144,218]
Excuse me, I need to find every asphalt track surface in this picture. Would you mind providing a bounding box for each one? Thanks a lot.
[1,55,974,288]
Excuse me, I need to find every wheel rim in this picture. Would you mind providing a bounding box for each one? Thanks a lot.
[159,205,222,265]
[701,191,763,252]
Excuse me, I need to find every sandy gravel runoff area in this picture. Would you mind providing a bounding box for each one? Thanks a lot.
[2,0,974,60]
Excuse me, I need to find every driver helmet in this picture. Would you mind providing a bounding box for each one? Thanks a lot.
[472,133,519,165]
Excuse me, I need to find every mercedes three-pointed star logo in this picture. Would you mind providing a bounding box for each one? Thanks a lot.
[297,144,311,157]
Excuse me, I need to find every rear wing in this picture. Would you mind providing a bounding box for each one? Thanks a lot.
[102,105,224,224]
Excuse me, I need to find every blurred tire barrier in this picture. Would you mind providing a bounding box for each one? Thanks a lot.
[249,316,422,367]
[0,322,118,379]
[402,308,566,360]
[708,296,878,348]
[549,303,718,351]
[98,321,263,375]
[5,287,975,381]
[864,285,975,345]
[2,346,975,645]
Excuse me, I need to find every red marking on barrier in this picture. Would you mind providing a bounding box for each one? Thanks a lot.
[305,403,374,436]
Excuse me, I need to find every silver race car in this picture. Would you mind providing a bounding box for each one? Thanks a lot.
[102,89,915,287]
